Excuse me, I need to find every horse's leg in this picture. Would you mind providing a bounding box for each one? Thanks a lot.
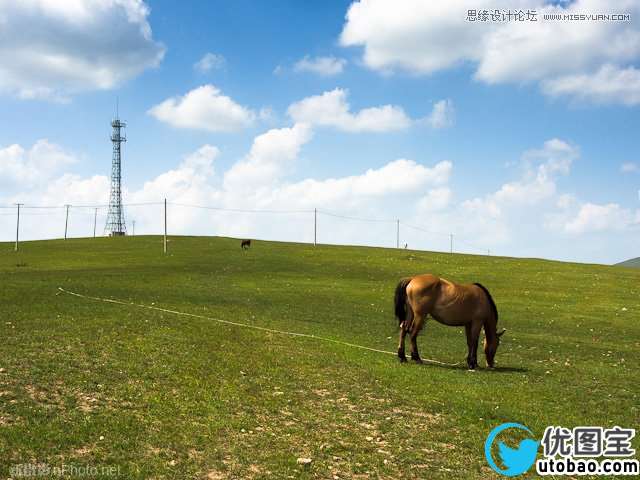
[409,315,426,363]
[397,322,408,363]
[397,308,413,363]
[465,321,482,370]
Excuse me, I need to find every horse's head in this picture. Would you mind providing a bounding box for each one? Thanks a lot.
[484,328,506,368]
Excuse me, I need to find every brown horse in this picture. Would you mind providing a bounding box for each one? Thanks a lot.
[394,274,505,369]
[241,239,251,249]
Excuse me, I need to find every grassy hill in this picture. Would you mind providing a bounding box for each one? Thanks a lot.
[1,236,638,479]
[617,257,640,268]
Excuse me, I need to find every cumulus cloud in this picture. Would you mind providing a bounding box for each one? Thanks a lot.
[340,0,640,105]
[0,140,76,187]
[293,55,347,76]
[0,0,165,100]
[465,138,577,212]
[287,88,412,132]
[542,65,640,106]
[148,85,257,132]
[269,159,451,210]
[417,187,452,212]
[135,144,219,200]
[564,203,640,234]
[425,99,455,129]
[194,53,226,73]
[223,123,313,191]
[418,138,579,247]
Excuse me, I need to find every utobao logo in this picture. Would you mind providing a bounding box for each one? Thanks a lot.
[484,422,539,477]
[485,423,638,476]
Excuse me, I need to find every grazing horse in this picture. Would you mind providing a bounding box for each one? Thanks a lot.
[241,239,251,249]
[394,274,505,369]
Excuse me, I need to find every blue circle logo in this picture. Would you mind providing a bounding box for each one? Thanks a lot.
[485,422,539,477]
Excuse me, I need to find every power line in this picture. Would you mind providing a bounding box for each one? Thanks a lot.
[0,202,162,209]
[399,221,451,237]
[317,210,396,223]
[169,201,312,214]
[0,200,492,255]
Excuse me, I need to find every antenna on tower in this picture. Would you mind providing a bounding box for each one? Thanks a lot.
[104,102,127,236]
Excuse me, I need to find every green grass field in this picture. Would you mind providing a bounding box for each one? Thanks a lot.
[1,236,638,479]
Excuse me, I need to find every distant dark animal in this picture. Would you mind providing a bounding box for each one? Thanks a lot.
[241,239,251,249]
[394,274,505,369]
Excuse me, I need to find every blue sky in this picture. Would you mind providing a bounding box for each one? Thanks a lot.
[0,0,638,264]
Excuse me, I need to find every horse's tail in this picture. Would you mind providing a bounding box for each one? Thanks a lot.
[474,283,498,322]
[394,278,412,325]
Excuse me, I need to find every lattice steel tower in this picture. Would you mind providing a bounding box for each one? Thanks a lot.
[104,113,127,236]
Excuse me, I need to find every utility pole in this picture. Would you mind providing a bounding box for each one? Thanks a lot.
[163,199,167,254]
[450,234,453,254]
[64,205,70,240]
[132,220,135,236]
[314,208,317,246]
[93,208,98,238]
[396,219,400,248]
[14,203,23,252]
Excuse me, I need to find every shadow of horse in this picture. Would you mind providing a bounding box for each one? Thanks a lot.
[412,361,528,373]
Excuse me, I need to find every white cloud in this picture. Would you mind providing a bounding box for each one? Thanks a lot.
[293,55,347,76]
[131,144,220,211]
[287,88,411,132]
[564,203,640,234]
[542,65,640,106]
[270,159,451,210]
[466,138,577,211]
[621,162,639,173]
[425,99,455,129]
[340,0,491,75]
[0,0,165,100]
[417,187,452,212]
[223,123,313,191]
[194,53,226,73]
[148,85,256,132]
[428,138,579,247]
[0,140,76,186]
[33,174,111,207]
[339,0,640,105]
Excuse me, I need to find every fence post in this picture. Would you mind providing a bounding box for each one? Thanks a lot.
[64,205,70,240]
[15,203,22,252]
[93,208,98,238]
[163,199,167,254]
[314,208,317,246]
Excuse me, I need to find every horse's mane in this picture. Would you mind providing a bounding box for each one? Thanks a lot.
[473,283,498,321]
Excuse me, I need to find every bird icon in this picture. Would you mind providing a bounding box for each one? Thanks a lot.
[498,438,539,476]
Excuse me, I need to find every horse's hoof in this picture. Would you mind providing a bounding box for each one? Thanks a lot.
[412,357,423,364]
[398,356,408,363]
